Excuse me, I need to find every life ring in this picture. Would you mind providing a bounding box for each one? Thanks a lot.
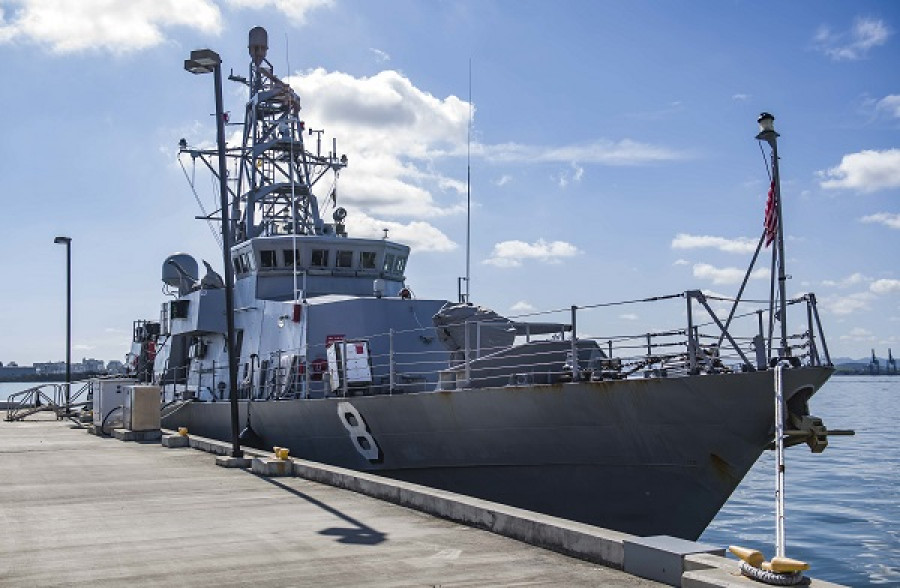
[399,287,412,300]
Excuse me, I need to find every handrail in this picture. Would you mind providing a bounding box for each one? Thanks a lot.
[151,287,830,400]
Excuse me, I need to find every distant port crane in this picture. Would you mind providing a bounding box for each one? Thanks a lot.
[868,349,880,375]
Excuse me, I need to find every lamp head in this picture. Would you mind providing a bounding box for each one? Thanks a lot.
[184,49,220,75]
[54,236,71,245]
[757,112,775,133]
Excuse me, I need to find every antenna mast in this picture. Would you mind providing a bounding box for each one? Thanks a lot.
[465,59,472,303]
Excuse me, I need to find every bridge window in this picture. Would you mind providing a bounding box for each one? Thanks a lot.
[311,249,330,268]
[336,250,353,268]
[260,250,276,269]
[283,248,301,267]
[395,256,407,273]
[360,251,376,269]
[383,254,395,273]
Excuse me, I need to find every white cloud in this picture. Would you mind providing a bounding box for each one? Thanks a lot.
[818,149,900,192]
[369,47,390,62]
[822,272,869,288]
[287,68,470,219]
[226,0,332,25]
[274,68,691,229]
[672,233,758,254]
[673,258,689,266]
[557,162,584,188]
[619,313,638,321]
[692,263,767,285]
[346,213,457,253]
[732,93,750,101]
[874,95,900,119]
[481,139,686,166]
[483,239,580,267]
[813,17,891,61]
[870,279,900,295]
[840,327,876,342]
[510,301,536,313]
[819,292,874,315]
[861,212,900,230]
[493,174,512,187]
[0,0,221,53]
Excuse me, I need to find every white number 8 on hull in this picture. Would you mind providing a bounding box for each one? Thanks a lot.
[337,401,382,462]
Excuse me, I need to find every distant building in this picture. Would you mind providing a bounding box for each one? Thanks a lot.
[34,361,67,375]
[81,358,105,373]
[0,365,37,378]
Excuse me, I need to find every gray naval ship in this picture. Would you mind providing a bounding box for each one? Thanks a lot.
[131,27,840,540]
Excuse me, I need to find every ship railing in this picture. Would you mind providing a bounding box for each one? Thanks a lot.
[166,289,829,399]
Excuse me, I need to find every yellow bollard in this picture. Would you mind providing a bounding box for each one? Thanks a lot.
[768,556,810,573]
[177,427,188,437]
[275,447,290,460]
[728,545,764,568]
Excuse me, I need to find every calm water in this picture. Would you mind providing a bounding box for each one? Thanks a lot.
[702,376,900,586]
[2,377,897,584]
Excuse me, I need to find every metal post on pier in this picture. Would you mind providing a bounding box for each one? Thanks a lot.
[184,47,242,459]
[570,306,579,381]
[773,363,788,559]
[54,236,72,417]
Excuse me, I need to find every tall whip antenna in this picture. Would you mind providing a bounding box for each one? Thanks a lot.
[465,59,472,303]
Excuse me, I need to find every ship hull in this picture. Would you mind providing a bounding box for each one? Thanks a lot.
[163,366,833,539]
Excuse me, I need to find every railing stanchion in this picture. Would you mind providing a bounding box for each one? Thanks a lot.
[570,305,579,381]
[805,295,818,366]
[476,322,482,359]
[464,321,471,386]
[341,341,349,397]
[389,329,395,394]
[809,293,832,365]
[686,291,697,374]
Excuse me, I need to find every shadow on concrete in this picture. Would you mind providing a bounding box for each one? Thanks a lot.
[250,474,388,546]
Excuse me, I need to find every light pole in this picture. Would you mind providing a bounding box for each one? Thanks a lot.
[184,49,242,459]
[756,112,789,359]
[53,236,71,416]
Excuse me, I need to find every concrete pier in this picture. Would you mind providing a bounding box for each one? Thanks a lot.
[0,416,658,587]
[0,415,847,587]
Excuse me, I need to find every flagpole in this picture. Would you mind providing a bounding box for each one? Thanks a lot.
[756,113,788,360]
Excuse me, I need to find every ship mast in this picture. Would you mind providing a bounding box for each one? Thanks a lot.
[180,27,348,247]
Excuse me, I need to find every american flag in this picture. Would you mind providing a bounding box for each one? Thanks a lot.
[764,180,777,247]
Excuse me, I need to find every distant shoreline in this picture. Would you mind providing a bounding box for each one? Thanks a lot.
[0,372,107,383]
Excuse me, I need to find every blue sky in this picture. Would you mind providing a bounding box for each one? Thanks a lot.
[0,0,898,365]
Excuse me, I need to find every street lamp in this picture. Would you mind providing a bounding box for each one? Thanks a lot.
[184,48,243,459]
[53,236,71,416]
[756,112,789,359]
